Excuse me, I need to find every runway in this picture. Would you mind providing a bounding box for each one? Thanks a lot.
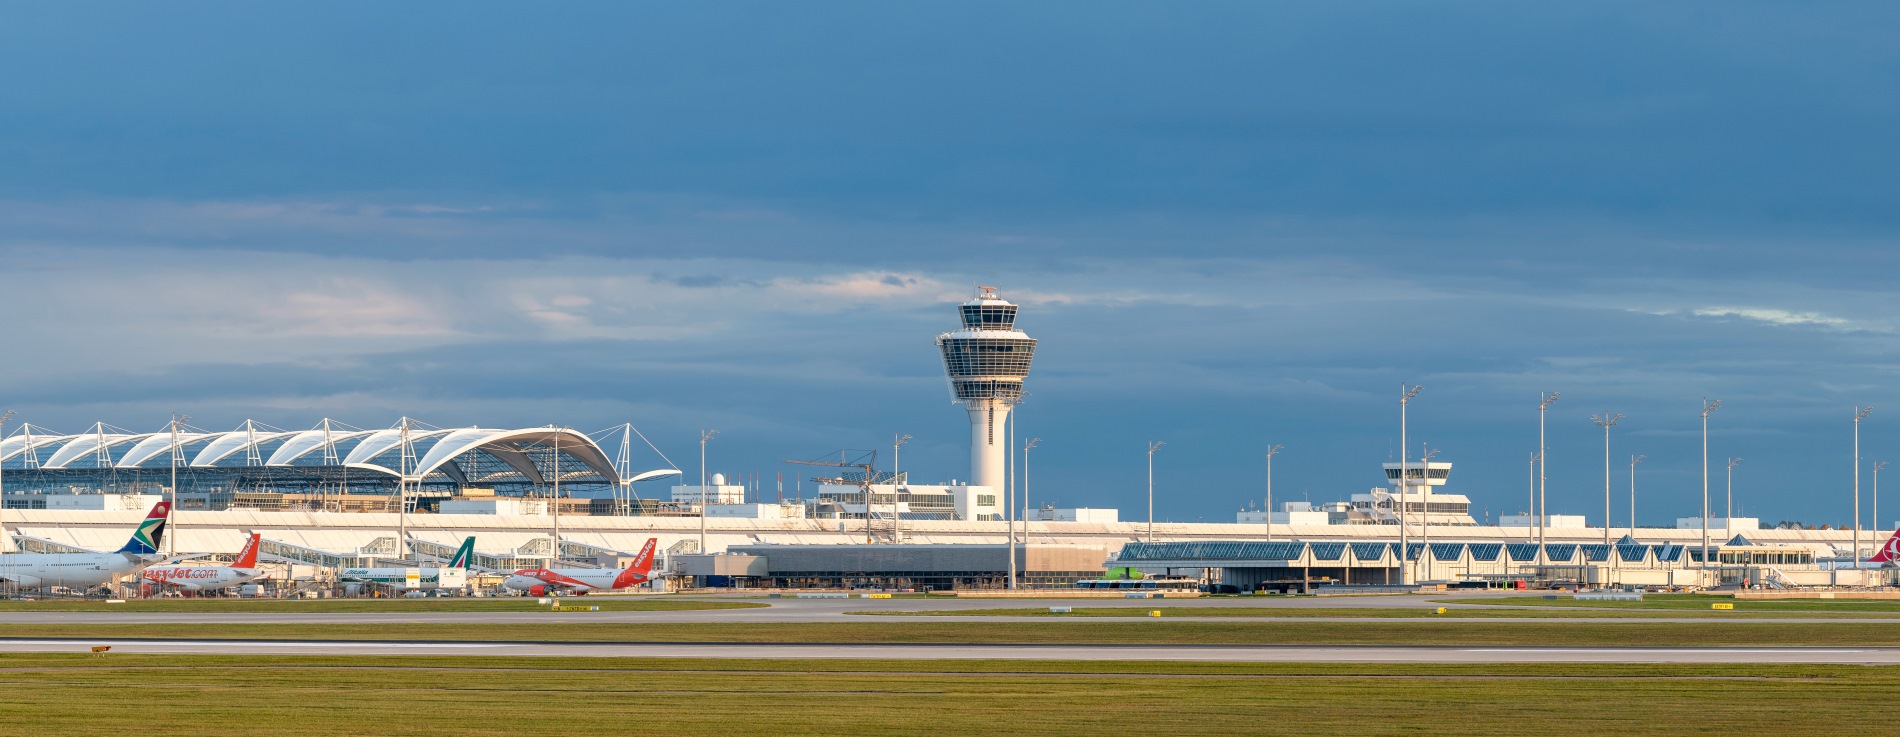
[7,638,1900,664]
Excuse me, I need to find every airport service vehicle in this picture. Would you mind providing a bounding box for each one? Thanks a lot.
[338,537,476,593]
[503,538,656,596]
[0,501,171,591]
[140,533,266,593]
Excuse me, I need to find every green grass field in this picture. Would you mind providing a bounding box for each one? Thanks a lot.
[858,604,1900,618]
[0,598,765,613]
[7,619,1900,646]
[0,654,1886,736]
[1451,593,1900,612]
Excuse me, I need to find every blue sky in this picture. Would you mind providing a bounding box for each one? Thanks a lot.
[4,3,1900,527]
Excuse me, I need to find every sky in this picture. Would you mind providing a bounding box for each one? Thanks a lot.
[4,3,1900,527]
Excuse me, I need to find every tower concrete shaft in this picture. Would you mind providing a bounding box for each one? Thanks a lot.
[938,287,1036,493]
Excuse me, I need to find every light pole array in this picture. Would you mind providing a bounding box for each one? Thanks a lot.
[1538,392,1559,564]
[1629,454,1645,539]
[1021,436,1039,547]
[1876,461,1889,536]
[1855,406,1872,562]
[1725,457,1743,526]
[1146,441,1164,543]
[1526,451,1539,544]
[1264,444,1283,542]
[1399,384,1421,583]
[1701,398,1722,569]
[699,429,717,554]
[893,433,910,544]
[1591,412,1623,546]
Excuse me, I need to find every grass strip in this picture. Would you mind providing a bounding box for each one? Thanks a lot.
[857,605,1900,619]
[0,653,1889,736]
[5,620,1900,646]
[1449,593,1900,612]
[0,598,764,613]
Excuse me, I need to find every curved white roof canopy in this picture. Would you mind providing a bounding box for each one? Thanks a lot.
[42,433,140,469]
[191,430,296,467]
[266,429,377,467]
[117,432,215,468]
[0,434,78,464]
[407,427,619,485]
[626,469,684,483]
[341,427,456,476]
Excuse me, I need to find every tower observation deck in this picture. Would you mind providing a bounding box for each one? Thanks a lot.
[936,287,1037,492]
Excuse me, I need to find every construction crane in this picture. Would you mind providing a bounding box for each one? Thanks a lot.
[784,449,883,544]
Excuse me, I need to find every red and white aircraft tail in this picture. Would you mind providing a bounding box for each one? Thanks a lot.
[1869,527,1900,565]
[610,538,659,589]
[232,532,261,569]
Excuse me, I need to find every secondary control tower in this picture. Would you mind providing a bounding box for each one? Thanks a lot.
[936,286,1037,492]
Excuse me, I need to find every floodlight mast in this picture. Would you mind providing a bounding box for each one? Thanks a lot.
[1855,406,1873,562]
[1263,444,1283,542]
[1398,384,1421,584]
[1022,437,1040,547]
[1701,398,1722,570]
[1527,451,1539,544]
[167,413,189,558]
[1146,441,1164,543]
[1418,444,1439,581]
[893,433,911,544]
[1876,461,1890,538]
[1591,413,1623,546]
[1629,454,1646,539]
[1725,457,1743,525]
[1537,392,1559,565]
[0,410,12,560]
[699,429,717,554]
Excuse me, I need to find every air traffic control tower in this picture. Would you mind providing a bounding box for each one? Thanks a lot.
[937,287,1037,493]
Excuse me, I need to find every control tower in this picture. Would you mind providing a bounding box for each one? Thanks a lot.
[936,287,1037,492]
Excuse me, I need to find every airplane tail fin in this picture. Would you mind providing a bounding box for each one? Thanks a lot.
[233,533,261,568]
[1870,527,1900,565]
[612,538,658,589]
[116,501,172,555]
[449,536,476,569]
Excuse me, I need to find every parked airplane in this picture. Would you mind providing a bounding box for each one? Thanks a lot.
[503,538,656,596]
[1868,527,1900,566]
[140,533,266,593]
[338,537,476,593]
[0,501,171,592]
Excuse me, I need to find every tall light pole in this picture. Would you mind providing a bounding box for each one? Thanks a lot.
[892,433,910,544]
[699,429,717,554]
[1418,445,1439,582]
[1538,392,1560,564]
[1855,406,1872,562]
[1725,457,1743,527]
[1264,444,1283,542]
[167,413,189,558]
[1875,461,1889,536]
[0,410,12,562]
[1146,441,1164,543]
[1701,398,1722,569]
[1022,437,1040,547]
[1591,413,1623,547]
[1629,454,1645,539]
[1527,451,1539,544]
[1399,384,1421,583]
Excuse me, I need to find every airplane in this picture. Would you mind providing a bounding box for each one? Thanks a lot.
[0,501,171,593]
[503,537,656,596]
[1867,527,1900,566]
[338,536,476,593]
[140,533,267,593]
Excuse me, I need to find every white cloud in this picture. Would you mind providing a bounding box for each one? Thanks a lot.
[1690,306,1857,330]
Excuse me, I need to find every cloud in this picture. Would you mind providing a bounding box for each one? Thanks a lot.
[1689,306,1857,330]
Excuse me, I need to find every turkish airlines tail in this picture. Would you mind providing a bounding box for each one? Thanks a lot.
[1869,527,1900,565]
[611,538,659,589]
[233,533,262,569]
